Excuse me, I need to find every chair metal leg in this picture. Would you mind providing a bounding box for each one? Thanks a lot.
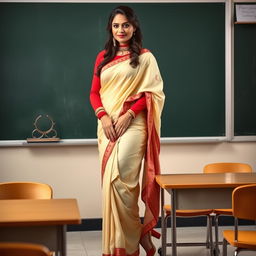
[234,248,242,256]
[208,215,214,256]
[223,238,227,256]
[214,214,220,256]
[206,215,210,248]
[163,213,214,255]
[161,215,168,256]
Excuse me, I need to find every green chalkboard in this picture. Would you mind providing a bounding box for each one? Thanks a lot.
[234,23,256,136]
[0,3,225,140]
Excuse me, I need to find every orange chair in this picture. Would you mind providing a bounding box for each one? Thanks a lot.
[162,179,214,255]
[0,182,53,199]
[203,162,253,255]
[0,242,52,256]
[222,184,256,256]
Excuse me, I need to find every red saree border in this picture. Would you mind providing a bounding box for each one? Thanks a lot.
[103,248,139,256]
[141,92,161,238]
[101,55,130,73]
[101,49,150,73]
[101,141,116,180]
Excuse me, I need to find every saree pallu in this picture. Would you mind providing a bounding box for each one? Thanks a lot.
[97,50,165,256]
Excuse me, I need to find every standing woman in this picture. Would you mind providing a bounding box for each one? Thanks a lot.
[90,6,165,256]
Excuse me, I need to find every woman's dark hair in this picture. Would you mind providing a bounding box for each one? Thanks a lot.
[96,6,143,76]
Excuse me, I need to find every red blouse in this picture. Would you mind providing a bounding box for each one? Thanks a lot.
[90,50,146,119]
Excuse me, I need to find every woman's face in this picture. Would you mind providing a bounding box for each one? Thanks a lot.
[112,14,135,45]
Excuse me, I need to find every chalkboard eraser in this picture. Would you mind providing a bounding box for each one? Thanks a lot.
[26,138,61,143]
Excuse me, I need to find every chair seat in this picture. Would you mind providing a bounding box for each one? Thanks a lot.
[0,242,54,256]
[223,230,256,250]
[213,208,232,215]
[164,205,213,217]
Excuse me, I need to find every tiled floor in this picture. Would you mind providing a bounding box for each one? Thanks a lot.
[67,226,256,256]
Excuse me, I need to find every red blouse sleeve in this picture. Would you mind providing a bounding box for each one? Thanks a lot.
[89,51,107,119]
[131,95,147,116]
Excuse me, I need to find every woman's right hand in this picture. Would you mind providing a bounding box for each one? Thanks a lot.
[100,115,117,142]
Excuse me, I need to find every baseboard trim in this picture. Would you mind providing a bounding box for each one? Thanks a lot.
[67,216,255,232]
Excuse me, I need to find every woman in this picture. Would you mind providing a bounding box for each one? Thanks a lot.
[90,6,165,256]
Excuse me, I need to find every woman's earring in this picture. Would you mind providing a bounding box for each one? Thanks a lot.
[113,38,116,47]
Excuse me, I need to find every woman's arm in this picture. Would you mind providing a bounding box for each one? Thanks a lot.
[130,95,146,117]
[90,52,117,142]
[89,51,107,119]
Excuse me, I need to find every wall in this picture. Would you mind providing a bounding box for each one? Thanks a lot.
[1,142,255,219]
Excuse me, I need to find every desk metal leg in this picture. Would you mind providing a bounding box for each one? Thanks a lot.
[57,225,67,256]
[171,189,177,256]
[160,188,166,256]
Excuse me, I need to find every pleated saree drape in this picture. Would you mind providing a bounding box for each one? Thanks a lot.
[97,49,165,256]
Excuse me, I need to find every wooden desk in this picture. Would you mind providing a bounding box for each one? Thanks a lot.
[0,198,81,256]
[156,172,256,256]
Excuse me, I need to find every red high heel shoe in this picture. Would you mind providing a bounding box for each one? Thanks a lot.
[140,230,160,256]
[146,246,156,256]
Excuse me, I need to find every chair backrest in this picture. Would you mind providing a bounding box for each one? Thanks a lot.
[0,242,51,256]
[0,182,53,199]
[232,184,256,221]
[203,162,252,174]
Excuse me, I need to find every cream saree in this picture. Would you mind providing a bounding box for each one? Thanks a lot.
[97,50,165,256]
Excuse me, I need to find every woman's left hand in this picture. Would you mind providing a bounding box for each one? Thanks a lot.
[114,112,133,138]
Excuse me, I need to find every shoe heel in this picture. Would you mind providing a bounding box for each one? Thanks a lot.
[151,229,161,239]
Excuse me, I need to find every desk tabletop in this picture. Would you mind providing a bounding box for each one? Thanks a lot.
[156,172,256,189]
[0,198,81,226]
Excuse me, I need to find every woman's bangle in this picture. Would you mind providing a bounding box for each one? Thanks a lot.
[98,111,107,119]
[95,107,105,117]
[127,109,136,119]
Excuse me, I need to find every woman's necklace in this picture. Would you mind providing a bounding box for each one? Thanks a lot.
[117,47,130,56]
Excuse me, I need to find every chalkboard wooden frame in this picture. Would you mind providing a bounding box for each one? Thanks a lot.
[231,0,256,142]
